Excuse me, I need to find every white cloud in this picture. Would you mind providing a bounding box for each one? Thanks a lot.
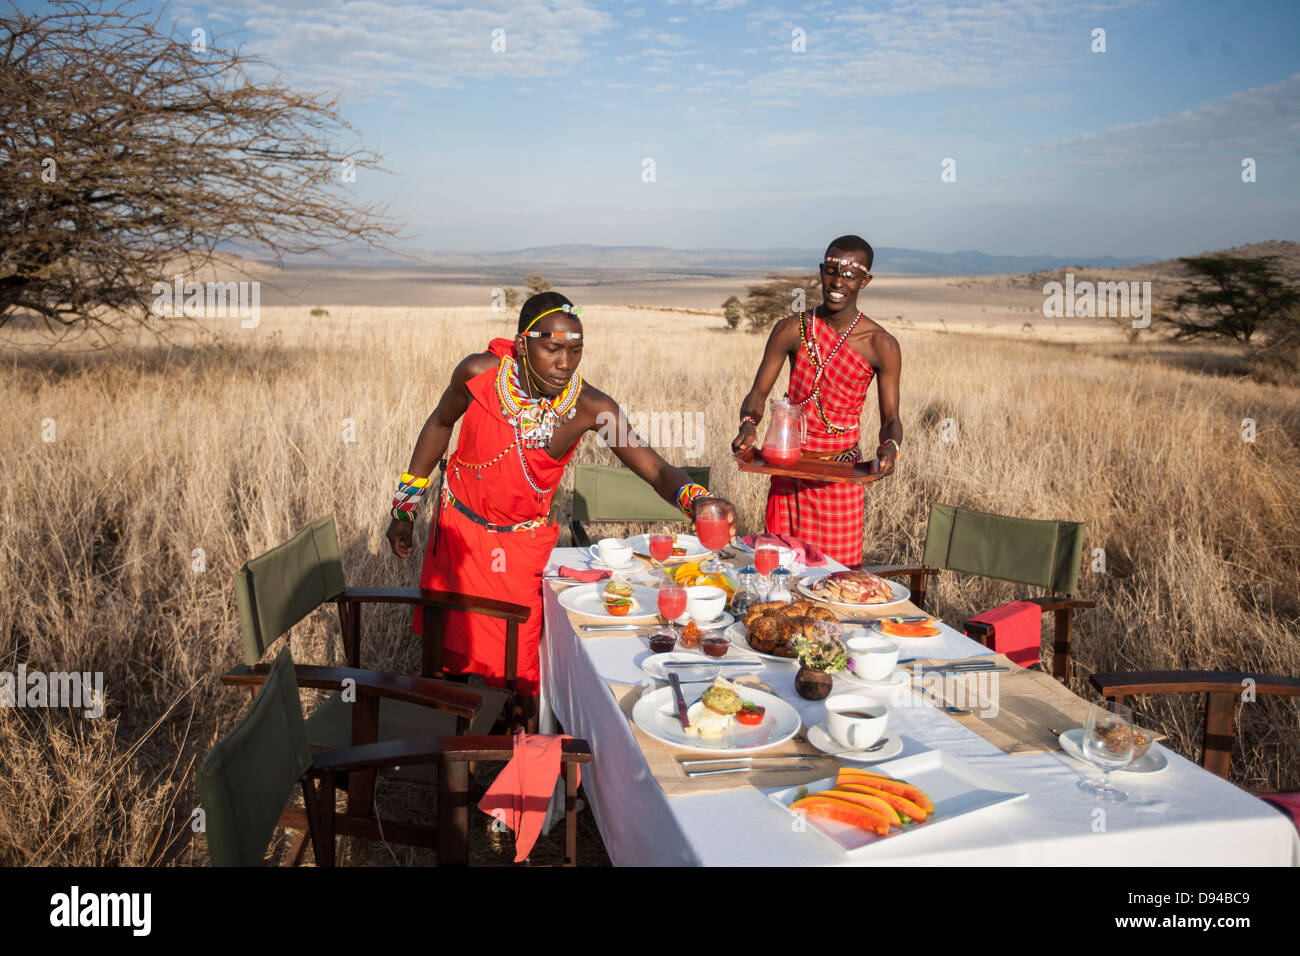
[1031,73,1300,166]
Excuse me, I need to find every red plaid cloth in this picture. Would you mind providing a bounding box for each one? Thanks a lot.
[765,312,875,566]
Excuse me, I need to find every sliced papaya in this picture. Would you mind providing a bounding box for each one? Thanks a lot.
[819,788,902,826]
[836,769,935,814]
[880,621,940,637]
[835,782,928,823]
[791,795,892,836]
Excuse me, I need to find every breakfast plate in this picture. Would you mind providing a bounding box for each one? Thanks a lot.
[805,723,904,763]
[770,750,1028,855]
[797,570,911,611]
[557,583,661,622]
[631,684,800,753]
[626,533,709,561]
[722,621,798,664]
[640,652,721,682]
[1058,728,1169,774]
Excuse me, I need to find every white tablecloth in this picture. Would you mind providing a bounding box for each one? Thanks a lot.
[539,547,1299,866]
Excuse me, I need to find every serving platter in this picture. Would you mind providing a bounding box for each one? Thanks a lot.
[769,750,1028,855]
[797,570,911,611]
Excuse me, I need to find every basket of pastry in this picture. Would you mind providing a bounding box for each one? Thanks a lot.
[741,600,843,658]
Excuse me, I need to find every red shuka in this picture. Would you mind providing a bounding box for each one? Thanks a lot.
[764,313,875,566]
[413,339,578,694]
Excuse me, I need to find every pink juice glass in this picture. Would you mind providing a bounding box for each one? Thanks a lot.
[657,585,687,636]
[649,533,673,565]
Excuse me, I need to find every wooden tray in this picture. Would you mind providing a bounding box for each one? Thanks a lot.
[733,447,886,484]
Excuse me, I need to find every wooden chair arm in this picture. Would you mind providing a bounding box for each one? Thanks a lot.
[338,586,529,622]
[1091,670,1300,698]
[310,735,593,776]
[570,521,592,549]
[222,664,483,720]
[962,619,995,647]
[1025,596,1096,613]
[863,565,939,579]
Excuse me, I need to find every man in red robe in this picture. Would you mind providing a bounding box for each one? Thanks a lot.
[731,236,901,567]
[386,292,736,726]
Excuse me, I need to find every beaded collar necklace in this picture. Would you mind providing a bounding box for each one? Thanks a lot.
[788,309,862,435]
[496,353,582,451]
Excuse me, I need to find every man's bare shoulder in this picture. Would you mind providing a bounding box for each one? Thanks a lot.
[851,318,900,368]
[455,351,499,381]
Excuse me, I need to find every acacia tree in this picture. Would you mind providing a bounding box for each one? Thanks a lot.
[1158,256,1300,344]
[0,1,401,334]
[742,273,821,332]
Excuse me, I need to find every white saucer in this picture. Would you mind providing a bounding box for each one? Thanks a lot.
[686,610,735,631]
[585,546,641,572]
[806,723,904,763]
[840,665,910,689]
[1059,728,1169,774]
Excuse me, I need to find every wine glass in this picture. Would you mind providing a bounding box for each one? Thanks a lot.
[648,532,673,575]
[657,579,688,641]
[754,543,779,596]
[694,499,732,575]
[1078,700,1135,803]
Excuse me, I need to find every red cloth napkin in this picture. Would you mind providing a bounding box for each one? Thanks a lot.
[478,729,579,862]
[554,566,611,582]
[966,600,1043,667]
[1260,792,1300,835]
[740,533,829,567]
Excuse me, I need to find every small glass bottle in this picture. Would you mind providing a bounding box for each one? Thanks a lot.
[768,567,793,603]
[731,566,758,616]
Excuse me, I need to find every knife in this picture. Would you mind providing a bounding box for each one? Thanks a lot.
[664,661,755,668]
[918,665,1009,675]
[667,672,691,730]
[578,624,652,631]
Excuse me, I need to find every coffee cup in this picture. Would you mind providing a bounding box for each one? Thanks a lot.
[824,694,889,751]
[596,538,634,568]
[847,635,899,682]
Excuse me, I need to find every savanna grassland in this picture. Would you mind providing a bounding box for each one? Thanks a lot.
[2,303,1298,865]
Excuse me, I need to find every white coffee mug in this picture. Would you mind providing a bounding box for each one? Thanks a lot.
[596,538,634,568]
[824,694,889,750]
[847,635,899,682]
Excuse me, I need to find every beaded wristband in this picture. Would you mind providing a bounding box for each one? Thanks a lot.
[739,415,759,430]
[675,482,710,519]
[391,471,430,521]
[881,439,900,458]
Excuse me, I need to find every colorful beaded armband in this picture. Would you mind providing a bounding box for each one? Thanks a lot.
[391,471,430,521]
[675,482,710,519]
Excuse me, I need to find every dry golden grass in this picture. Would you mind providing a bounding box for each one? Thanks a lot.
[2,304,1298,865]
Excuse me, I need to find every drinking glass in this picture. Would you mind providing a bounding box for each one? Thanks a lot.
[657,580,688,640]
[694,499,731,575]
[754,544,779,595]
[648,532,673,574]
[1078,700,1135,803]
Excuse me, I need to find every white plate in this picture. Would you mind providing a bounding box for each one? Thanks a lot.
[1058,728,1169,774]
[797,570,911,610]
[769,750,1028,855]
[631,684,801,753]
[806,723,905,763]
[691,610,735,631]
[584,546,642,572]
[867,621,941,640]
[723,621,799,664]
[557,583,662,623]
[626,533,710,560]
[641,652,721,682]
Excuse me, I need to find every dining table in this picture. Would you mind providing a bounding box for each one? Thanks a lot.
[537,544,1300,867]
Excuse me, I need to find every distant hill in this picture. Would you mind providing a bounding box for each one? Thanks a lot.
[237,242,1159,277]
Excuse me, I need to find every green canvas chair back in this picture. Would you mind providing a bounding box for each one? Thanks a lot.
[921,503,1086,595]
[197,648,312,866]
[572,464,711,524]
[234,515,345,666]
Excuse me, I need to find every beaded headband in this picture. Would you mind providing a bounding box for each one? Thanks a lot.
[822,256,871,279]
[523,302,583,333]
[525,330,583,340]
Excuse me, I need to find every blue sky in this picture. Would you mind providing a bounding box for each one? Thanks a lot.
[77,1,1300,256]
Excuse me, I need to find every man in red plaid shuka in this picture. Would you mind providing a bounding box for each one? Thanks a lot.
[732,236,902,567]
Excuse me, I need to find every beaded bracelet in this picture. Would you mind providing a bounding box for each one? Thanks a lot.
[739,415,759,431]
[881,439,901,458]
[391,471,430,521]
[675,482,710,519]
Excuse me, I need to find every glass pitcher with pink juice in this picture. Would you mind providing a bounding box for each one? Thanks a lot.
[761,397,806,466]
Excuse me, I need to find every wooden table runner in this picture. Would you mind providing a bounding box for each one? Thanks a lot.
[909,654,1092,755]
[608,677,835,796]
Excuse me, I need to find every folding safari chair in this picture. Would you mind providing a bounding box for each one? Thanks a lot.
[199,648,593,866]
[866,502,1094,681]
[230,515,527,857]
[569,463,710,548]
